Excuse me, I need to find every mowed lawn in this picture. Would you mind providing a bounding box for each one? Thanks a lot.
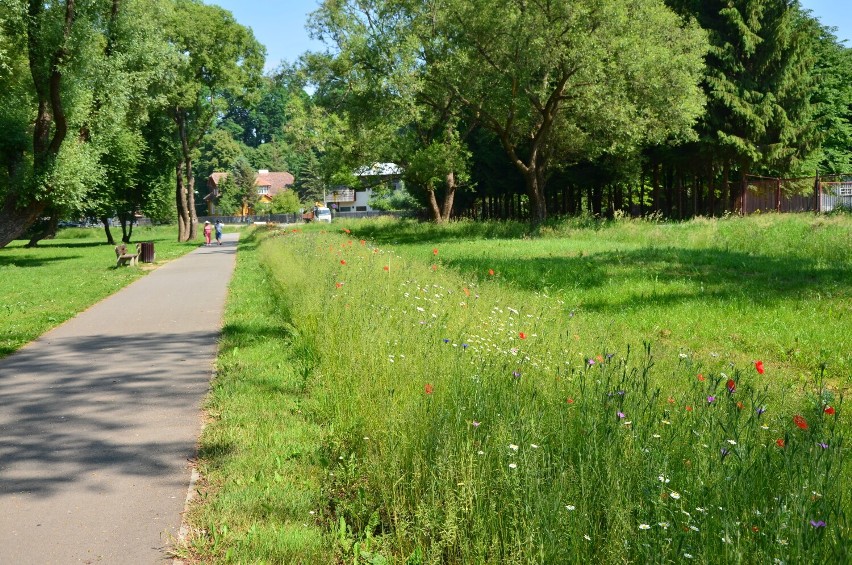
[0,226,200,358]
[183,214,850,564]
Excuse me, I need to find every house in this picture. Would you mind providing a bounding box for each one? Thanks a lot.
[327,163,403,213]
[206,169,295,215]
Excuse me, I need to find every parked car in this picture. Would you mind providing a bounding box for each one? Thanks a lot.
[303,206,332,223]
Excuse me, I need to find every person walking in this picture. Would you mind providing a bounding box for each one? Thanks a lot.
[214,220,224,245]
[203,221,212,246]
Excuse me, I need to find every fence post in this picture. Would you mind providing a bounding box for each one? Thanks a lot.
[814,173,821,213]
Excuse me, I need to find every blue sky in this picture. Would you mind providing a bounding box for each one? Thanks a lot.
[209,0,851,73]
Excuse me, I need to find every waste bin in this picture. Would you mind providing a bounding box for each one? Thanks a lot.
[140,241,155,263]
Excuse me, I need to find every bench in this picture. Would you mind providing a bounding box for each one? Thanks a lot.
[115,243,140,267]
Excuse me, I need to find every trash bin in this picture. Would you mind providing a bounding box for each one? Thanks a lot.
[140,241,155,263]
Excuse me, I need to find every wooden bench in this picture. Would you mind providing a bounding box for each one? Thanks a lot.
[115,243,140,267]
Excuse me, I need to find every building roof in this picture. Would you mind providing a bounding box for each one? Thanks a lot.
[207,170,295,199]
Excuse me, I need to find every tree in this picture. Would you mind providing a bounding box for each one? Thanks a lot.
[270,190,300,214]
[230,158,258,215]
[163,0,264,241]
[311,0,708,224]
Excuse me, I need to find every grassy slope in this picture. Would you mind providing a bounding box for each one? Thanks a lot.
[184,215,851,564]
[0,226,199,358]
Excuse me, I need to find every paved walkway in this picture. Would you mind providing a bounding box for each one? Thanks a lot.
[0,234,239,564]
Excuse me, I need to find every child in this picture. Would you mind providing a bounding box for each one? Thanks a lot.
[215,220,223,245]
[203,221,212,245]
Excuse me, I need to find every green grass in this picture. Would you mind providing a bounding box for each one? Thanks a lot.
[184,215,851,563]
[0,225,199,358]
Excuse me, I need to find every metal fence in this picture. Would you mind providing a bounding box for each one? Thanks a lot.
[197,210,415,225]
[742,174,852,214]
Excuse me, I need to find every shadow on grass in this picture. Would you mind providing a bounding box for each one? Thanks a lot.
[0,254,85,268]
[444,246,849,311]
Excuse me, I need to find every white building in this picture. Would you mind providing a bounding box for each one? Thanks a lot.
[326,163,404,213]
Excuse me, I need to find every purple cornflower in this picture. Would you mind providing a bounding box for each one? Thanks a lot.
[756,407,766,417]
[606,353,615,360]
[810,520,826,528]
[443,338,450,344]
[720,447,730,460]
[512,371,522,379]
[462,343,468,349]
[707,396,716,403]
[617,411,626,419]
[818,442,829,449]
[472,421,481,428]
[588,359,595,366]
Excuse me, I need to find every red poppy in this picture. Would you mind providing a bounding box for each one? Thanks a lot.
[424,383,433,395]
[335,282,343,288]
[488,269,495,276]
[566,397,575,404]
[793,415,808,430]
[431,264,438,271]
[726,379,736,393]
[360,239,366,245]
[685,405,693,412]
[824,406,835,416]
[519,332,527,339]
[667,396,675,404]
[463,287,470,296]
[736,401,744,410]
[340,260,346,265]
[751,526,760,532]
[342,228,351,234]
[383,266,389,271]
[776,438,785,448]
[697,374,705,382]
[755,360,765,374]
[433,248,438,255]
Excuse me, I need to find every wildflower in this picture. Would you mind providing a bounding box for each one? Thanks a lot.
[508,463,517,469]
[530,444,540,449]
[697,374,705,382]
[658,475,670,484]
[670,491,681,500]
[659,522,669,529]
[776,438,785,448]
[617,411,626,419]
[512,370,521,379]
[726,439,737,445]
[755,360,765,374]
[340,259,346,265]
[652,434,661,438]
[679,353,688,359]
[472,421,480,428]
[359,239,365,245]
[824,406,835,416]
[817,442,828,449]
[638,524,651,530]
[443,338,450,343]
[685,405,693,412]
[736,401,744,409]
[566,397,575,404]
[424,383,434,395]
[462,343,468,349]
[488,269,495,276]
[757,407,766,417]
[809,520,826,528]
[727,379,736,393]
[588,359,595,366]
[684,554,693,559]
[383,265,389,271]
[667,396,675,404]
[342,228,351,234]
[583,534,591,541]
[335,282,344,288]
[431,264,438,271]
[793,415,808,430]
[720,447,730,460]
[463,287,470,296]
[519,332,527,339]
[508,444,519,451]
[433,248,438,255]
[707,396,715,403]
[566,505,576,511]
[477,450,484,455]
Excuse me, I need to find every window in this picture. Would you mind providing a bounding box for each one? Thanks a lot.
[257,185,270,195]
[340,206,352,212]
[356,206,367,212]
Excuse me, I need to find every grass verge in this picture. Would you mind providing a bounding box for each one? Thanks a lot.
[184,214,850,563]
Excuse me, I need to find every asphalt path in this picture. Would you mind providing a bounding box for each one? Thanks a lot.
[0,233,239,564]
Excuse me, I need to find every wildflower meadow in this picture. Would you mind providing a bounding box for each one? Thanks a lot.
[184,214,850,563]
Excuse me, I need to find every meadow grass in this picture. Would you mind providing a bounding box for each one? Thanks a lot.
[0,225,200,358]
[186,214,850,563]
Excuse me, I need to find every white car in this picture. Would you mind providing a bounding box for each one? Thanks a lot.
[313,207,332,223]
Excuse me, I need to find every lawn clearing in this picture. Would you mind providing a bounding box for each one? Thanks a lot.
[185,215,850,563]
[0,226,199,358]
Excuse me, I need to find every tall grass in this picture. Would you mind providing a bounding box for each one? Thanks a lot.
[187,215,850,563]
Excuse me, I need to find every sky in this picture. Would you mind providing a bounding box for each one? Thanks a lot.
[209,0,851,73]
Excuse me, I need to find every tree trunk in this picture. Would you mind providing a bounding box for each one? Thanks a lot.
[426,188,443,222]
[25,211,59,247]
[0,195,48,247]
[100,216,115,245]
[440,171,457,222]
[176,161,190,241]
